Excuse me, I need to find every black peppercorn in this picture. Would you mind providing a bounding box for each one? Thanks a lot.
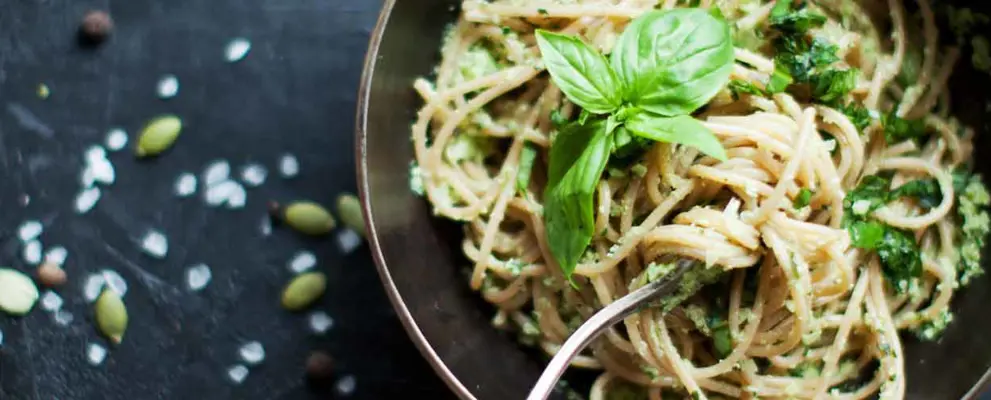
[305,351,335,382]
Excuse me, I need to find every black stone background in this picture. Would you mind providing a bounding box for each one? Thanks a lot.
[0,0,452,398]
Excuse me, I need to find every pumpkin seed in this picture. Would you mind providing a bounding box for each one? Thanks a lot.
[281,272,327,311]
[335,193,365,237]
[95,289,128,344]
[284,202,335,235]
[135,115,182,157]
[0,268,40,316]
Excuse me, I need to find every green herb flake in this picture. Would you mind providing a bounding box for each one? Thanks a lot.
[882,113,927,143]
[794,188,813,209]
[516,144,538,193]
[769,0,827,34]
[728,79,766,99]
[537,8,549,16]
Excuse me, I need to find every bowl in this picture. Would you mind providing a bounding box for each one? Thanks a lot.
[356,1,991,399]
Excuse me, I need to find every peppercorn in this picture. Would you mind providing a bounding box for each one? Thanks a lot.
[79,11,113,45]
[36,262,67,287]
[305,351,335,382]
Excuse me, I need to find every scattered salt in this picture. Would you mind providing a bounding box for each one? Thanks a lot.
[84,146,106,164]
[140,230,169,259]
[17,220,43,242]
[105,128,128,151]
[239,341,266,365]
[45,246,68,265]
[101,270,128,297]
[225,183,247,209]
[80,167,96,188]
[239,164,268,187]
[227,364,250,384]
[87,343,107,365]
[75,187,102,214]
[308,311,334,334]
[89,159,116,185]
[336,229,362,254]
[157,74,179,99]
[40,290,63,311]
[278,154,299,178]
[54,310,74,326]
[288,251,317,274]
[224,38,252,62]
[335,375,357,396]
[23,240,43,265]
[186,263,212,291]
[260,215,272,236]
[204,160,231,187]
[174,173,198,197]
[205,180,241,206]
[83,274,106,302]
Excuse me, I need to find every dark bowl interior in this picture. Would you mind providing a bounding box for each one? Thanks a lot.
[357,1,991,399]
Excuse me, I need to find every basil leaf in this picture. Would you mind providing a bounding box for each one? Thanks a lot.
[843,175,892,215]
[728,80,765,99]
[810,68,858,103]
[876,228,923,285]
[891,179,942,209]
[882,112,927,143]
[610,9,735,116]
[835,102,872,132]
[766,65,794,93]
[535,30,623,114]
[769,0,827,34]
[625,114,727,161]
[516,144,538,193]
[544,120,612,279]
[847,219,885,249]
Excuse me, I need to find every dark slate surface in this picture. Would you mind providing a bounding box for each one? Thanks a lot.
[0,1,451,399]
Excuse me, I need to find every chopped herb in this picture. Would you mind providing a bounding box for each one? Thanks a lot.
[516,144,538,193]
[537,8,549,16]
[810,68,859,103]
[728,79,765,99]
[767,64,794,93]
[794,188,813,209]
[914,309,954,341]
[957,173,990,285]
[712,326,732,358]
[769,0,827,34]
[891,178,942,209]
[882,113,927,143]
[836,102,873,131]
[789,361,823,378]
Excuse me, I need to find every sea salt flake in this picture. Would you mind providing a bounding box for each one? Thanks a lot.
[278,154,299,178]
[239,164,268,187]
[40,290,63,311]
[288,251,317,274]
[90,158,115,185]
[336,229,362,254]
[105,129,128,151]
[335,375,357,396]
[174,173,198,197]
[80,167,96,188]
[87,343,107,365]
[205,180,241,206]
[18,220,43,242]
[23,240,43,265]
[141,230,169,259]
[239,341,266,365]
[54,310,74,326]
[228,365,250,384]
[204,160,231,187]
[308,311,334,334]
[225,182,247,209]
[224,38,252,62]
[186,263,212,291]
[45,246,68,265]
[85,146,107,164]
[75,187,102,214]
[157,74,179,99]
[83,274,106,302]
[101,270,128,297]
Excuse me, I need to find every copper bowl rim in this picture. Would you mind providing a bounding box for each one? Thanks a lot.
[353,1,991,399]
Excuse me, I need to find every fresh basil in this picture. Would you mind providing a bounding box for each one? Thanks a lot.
[882,112,927,143]
[810,68,858,103]
[625,114,728,161]
[535,30,623,114]
[769,0,827,33]
[610,9,734,116]
[516,144,538,193]
[544,120,612,278]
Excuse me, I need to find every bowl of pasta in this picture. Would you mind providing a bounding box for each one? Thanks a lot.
[357,0,991,399]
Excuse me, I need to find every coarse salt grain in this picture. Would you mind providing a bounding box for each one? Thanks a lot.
[288,251,317,274]
[204,160,231,187]
[335,375,356,396]
[278,154,299,178]
[40,290,63,311]
[308,311,334,334]
[87,343,107,365]
[75,187,101,214]
[228,365,249,384]
[23,240,43,265]
[336,229,362,254]
[205,180,241,206]
[101,270,128,297]
[85,146,106,164]
[54,310,74,326]
[140,230,168,259]
[45,246,68,265]
[156,74,179,99]
[224,38,252,62]
[239,341,266,365]
[185,263,212,291]
[105,128,128,151]
[83,274,106,302]
[17,220,43,242]
[174,173,198,197]
[89,159,116,185]
[225,182,247,209]
[239,164,267,187]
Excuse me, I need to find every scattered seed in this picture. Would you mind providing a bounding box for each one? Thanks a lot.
[185,263,212,291]
[23,240,43,265]
[37,262,68,287]
[228,364,249,384]
[83,274,106,303]
[288,251,317,274]
[203,160,231,187]
[335,375,357,396]
[336,193,365,237]
[239,163,268,187]
[75,187,101,214]
[105,128,128,151]
[205,180,241,206]
[284,201,335,235]
[336,229,362,254]
[239,341,266,365]
[278,154,299,178]
[156,74,179,99]
[95,289,128,344]
[135,115,182,158]
[87,343,108,365]
[37,83,50,99]
[18,220,43,242]
[281,272,327,311]
[45,246,68,265]
[308,311,334,334]
[174,173,198,197]
[0,269,40,315]
[224,38,252,62]
[40,290,64,312]
[54,310,74,326]
[101,270,127,296]
[79,11,113,44]
[140,230,168,259]
[305,351,335,381]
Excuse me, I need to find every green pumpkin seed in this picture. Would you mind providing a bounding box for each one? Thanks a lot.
[335,193,365,237]
[284,201,335,235]
[95,289,128,344]
[0,268,40,316]
[281,272,327,311]
[135,115,182,157]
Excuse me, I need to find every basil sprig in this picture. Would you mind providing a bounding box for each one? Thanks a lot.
[536,8,734,281]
